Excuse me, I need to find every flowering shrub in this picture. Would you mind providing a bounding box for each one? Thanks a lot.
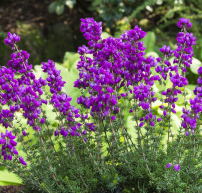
[0,17,202,193]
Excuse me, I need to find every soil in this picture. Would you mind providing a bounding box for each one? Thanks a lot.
[0,185,25,193]
[0,0,96,33]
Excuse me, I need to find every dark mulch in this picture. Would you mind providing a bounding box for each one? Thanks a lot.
[0,185,25,193]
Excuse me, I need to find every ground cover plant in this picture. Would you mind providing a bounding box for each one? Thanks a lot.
[0,17,202,193]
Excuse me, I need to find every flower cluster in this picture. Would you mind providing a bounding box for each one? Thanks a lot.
[42,60,91,138]
[0,130,26,165]
[166,163,180,172]
[4,32,20,49]
[41,60,65,94]
[80,18,102,47]
[177,18,192,30]
[0,17,201,191]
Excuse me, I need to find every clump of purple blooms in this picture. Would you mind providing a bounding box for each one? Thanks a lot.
[0,17,201,192]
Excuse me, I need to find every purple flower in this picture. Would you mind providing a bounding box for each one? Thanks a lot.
[129,109,133,113]
[174,164,180,171]
[139,122,145,127]
[22,131,26,136]
[54,129,59,136]
[198,67,202,75]
[4,32,20,48]
[177,18,192,30]
[185,131,189,136]
[8,154,12,161]
[19,156,27,166]
[150,121,155,127]
[83,130,87,135]
[10,139,17,146]
[111,116,116,121]
[166,163,172,168]
[121,93,126,97]
[163,110,167,116]
[157,118,162,122]
[40,118,45,124]
[171,109,176,114]
[0,138,6,145]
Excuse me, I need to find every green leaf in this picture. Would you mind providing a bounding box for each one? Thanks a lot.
[48,1,57,13]
[54,63,80,107]
[142,32,155,53]
[63,52,76,63]
[186,84,197,93]
[0,170,22,185]
[101,32,112,39]
[65,0,76,9]
[145,51,159,58]
[113,8,123,20]
[190,57,202,74]
[56,4,64,15]
[103,12,112,22]
[63,52,80,70]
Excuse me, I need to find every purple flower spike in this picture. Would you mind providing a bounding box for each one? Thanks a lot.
[174,164,180,172]
[177,18,192,30]
[166,163,172,168]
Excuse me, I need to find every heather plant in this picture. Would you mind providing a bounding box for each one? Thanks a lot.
[0,17,202,193]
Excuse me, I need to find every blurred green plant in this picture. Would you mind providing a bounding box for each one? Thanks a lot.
[48,0,76,15]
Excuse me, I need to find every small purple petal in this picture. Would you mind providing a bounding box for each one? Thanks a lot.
[129,109,133,113]
[166,163,172,168]
[150,121,155,127]
[111,116,116,121]
[22,131,26,136]
[157,118,162,122]
[40,118,45,124]
[121,93,126,97]
[0,138,6,144]
[171,108,176,114]
[8,154,12,161]
[174,164,180,171]
[139,122,145,127]
[185,131,189,136]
